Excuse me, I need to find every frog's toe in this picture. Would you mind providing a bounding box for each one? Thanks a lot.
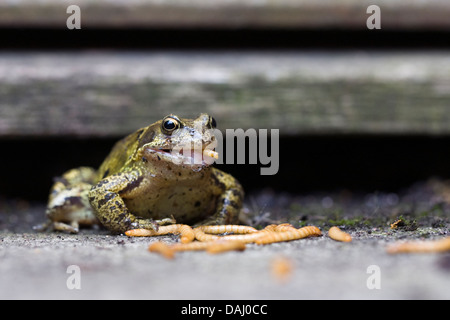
[129,217,175,232]
[52,221,79,233]
[32,220,79,233]
[155,217,177,226]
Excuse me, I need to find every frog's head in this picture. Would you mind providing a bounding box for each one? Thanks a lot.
[137,113,218,171]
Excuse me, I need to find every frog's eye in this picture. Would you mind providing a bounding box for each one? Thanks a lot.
[209,116,217,129]
[162,116,180,134]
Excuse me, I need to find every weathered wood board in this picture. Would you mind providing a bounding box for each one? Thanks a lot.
[0,0,449,30]
[1,51,450,137]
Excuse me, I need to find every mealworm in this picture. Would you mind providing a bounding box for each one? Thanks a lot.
[386,236,450,254]
[271,256,293,282]
[206,240,246,254]
[262,224,278,232]
[328,226,352,242]
[193,228,221,242]
[177,224,195,243]
[170,241,213,252]
[203,149,219,159]
[148,241,175,259]
[125,225,181,237]
[125,228,156,237]
[217,224,278,243]
[125,224,195,243]
[218,232,266,243]
[149,239,246,257]
[196,225,258,234]
[274,223,297,232]
[194,224,276,243]
[255,226,321,245]
[193,224,258,242]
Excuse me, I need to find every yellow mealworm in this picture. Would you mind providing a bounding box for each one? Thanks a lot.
[194,225,257,241]
[328,226,352,242]
[216,224,280,243]
[206,240,246,254]
[271,256,293,282]
[125,225,177,237]
[170,241,213,252]
[274,223,297,232]
[149,239,246,256]
[196,225,258,234]
[177,224,195,243]
[386,237,450,254]
[170,239,245,252]
[193,228,221,242]
[148,241,175,259]
[125,228,156,237]
[157,224,194,243]
[255,226,321,245]
[203,149,219,159]
[218,232,266,243]
[125,224,194,243]
[261,224,278,232]
[194,224,276,243]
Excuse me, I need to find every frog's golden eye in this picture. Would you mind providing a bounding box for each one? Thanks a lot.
[162,116,180,134]
[209,116,217,129]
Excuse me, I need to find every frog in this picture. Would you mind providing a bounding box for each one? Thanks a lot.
[40,114,244,234]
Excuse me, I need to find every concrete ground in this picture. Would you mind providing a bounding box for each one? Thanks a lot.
[0,181,449,300]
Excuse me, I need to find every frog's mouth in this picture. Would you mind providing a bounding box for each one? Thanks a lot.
[145,146,218,169]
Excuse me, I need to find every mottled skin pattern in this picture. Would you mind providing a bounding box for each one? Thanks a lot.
[43,114,244,234]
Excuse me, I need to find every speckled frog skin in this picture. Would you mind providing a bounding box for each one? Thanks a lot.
[43,114,244,234]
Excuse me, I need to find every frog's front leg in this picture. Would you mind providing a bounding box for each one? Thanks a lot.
[200,168,244,225]
[88,171,173,234]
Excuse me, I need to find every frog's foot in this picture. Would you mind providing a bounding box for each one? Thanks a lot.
[130,217,177,231]
[32,220,52,232]
[52,221,80,233]
[33,220,80,233]
[155,216,177,227]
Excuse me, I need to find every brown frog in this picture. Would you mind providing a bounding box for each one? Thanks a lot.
[41,114,244,234]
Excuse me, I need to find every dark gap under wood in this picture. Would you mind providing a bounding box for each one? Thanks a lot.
[2,135,450,201]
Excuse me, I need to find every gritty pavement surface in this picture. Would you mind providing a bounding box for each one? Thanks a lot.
[0,182,449,300]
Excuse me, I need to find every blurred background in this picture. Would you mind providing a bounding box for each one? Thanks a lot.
[1,0,450,202]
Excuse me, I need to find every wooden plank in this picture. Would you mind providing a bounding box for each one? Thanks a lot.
[1,51,450,137]
[0,0,449,30]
